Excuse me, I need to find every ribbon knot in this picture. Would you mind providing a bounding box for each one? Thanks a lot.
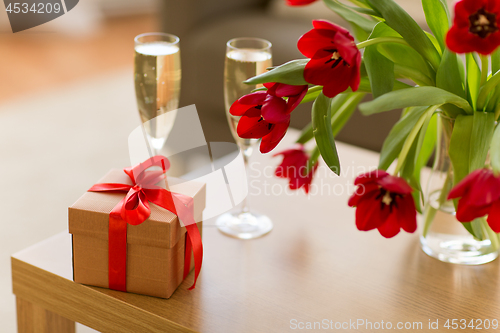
[88,155,203,293]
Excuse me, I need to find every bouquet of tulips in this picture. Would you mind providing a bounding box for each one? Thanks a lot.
[229,0,500,241]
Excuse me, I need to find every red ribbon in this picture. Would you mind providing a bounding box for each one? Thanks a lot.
[88,156,202,292]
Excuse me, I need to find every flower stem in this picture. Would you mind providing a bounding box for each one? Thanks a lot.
[394,64,435,87]
[346,0,370,8]
[393,106,438,175]
[480,218,500,251]
[480,54,489,87]
[422,170,452,237]
[356,37,409,50]
[495,103,500,120]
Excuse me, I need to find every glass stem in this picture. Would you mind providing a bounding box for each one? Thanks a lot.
[240,145,253,214]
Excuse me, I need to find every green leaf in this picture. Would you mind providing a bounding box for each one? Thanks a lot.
[300,86,323,104]
[414,112,438,183]
[491,125,500,173]
[394,106,437,174]
[297,92,366,145]
[365,22,435,83]
[424,32,443,56]
[342,0,382,16]
[323,0,376,34]
[466,53,481,110]
[312,92,341,175]
[448,114,486,239]
[422,0,450,53]
[486,85,500,112]
[331,93,366,135]
[362,23,398,97]
[364,46,394,98]
[492,48,500,74]
[436,49,466,99]
[350,76,412,94]
[379,106,429,170]
[350,22,370,42]
[366,0,441,70]
[393,64,435,87]
[244,59,308,86]
[402,107,435,180]
[477,70,500,111]
[469,111,496,171]
[449,114,473,185]
[305,147,321,175]
[380,44,435,83]
[359,87,473,115]
[296,122,313,145]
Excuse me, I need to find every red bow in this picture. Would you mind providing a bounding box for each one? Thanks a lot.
[88,156,202,292]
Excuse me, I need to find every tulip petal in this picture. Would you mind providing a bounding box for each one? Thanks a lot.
[230,100,252,116]
[377,212,401,238]
[261,95,289,123]
[312,19,350,36]
[286,0,317,6]
[264,82,278,96]
[333,32,357,65]
[466,170,500,206]
[275,152,308,178]
[260,121,290,153]
[355,191,389,231]
[396,195,417,233]
[273,144,305,157]
[349,53,362,92]
[448,169,484,199]
[354,170,388,186]
[487,200,500,233]
[287,86,308,113]
[236,108,272,139]
[238,91,267,105]
[377,175,413,195]
[298,29,336,58]
[274,84,308,98]
[348,182,381,207]
[456,197,491,222]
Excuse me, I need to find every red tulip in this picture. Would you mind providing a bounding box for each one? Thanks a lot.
[286,0,317,6]
[230,83,308,153]
[297,20,361,98]
[348,170,417,238]
[274,145,318,193]
[448,169,500,232]
[446,0,500,55]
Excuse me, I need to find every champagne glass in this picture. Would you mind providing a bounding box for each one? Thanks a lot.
[134,32,181,156]
[216,37,273,239]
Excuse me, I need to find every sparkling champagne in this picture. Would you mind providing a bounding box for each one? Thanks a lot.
[134,41,181,150]
[224,49,272,147]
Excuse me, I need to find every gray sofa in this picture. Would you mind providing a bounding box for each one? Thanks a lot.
[159,0,432,151]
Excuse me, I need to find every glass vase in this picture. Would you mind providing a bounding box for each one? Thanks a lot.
[419,113,499,265]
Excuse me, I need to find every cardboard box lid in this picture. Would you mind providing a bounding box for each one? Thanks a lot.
[69,169,206,249]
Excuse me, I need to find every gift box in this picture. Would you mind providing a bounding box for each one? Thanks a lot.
[68,164,205,299]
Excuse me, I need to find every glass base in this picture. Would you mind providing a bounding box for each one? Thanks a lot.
[420,233,499,265]
[216,210,273,239]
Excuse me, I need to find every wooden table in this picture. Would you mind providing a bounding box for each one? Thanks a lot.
[11,133,500,332]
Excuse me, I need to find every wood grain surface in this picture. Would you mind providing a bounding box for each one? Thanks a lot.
[16,298,75,333]
[11,132,500,332]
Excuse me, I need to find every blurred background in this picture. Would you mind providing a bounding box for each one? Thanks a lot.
[0,0,451,331]
[0,0,442,151]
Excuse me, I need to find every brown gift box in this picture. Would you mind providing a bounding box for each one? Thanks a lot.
[68,169,206,299]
